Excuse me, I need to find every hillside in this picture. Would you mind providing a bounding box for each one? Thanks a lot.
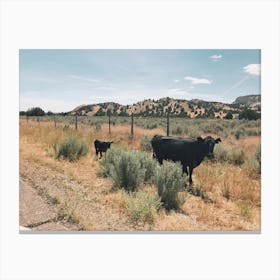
[70,95,261,119]
[233,95,261,108]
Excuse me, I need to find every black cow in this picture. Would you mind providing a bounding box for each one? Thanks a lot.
[94,139,113,159]
[151,135,221,185]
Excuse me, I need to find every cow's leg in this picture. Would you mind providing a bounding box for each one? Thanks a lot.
[189,167,193,185]
[182,164,188,175]
[158,158,163,165]
[99,152,102,159]
[95,149,98,156]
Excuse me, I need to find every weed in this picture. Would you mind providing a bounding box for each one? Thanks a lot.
[123,190,161,225]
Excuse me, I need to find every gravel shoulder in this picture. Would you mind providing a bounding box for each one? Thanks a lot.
[19,152,132,231]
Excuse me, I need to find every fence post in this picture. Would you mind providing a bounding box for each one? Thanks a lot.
[75,114,78,130]
[108,111,111,134]
[54,115,56,128]
[131,113,134,138]
[166,113,170,136]
[37,116,40,123]
[26,115,28,123]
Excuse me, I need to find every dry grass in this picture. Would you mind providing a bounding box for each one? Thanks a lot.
[19,119,261,231]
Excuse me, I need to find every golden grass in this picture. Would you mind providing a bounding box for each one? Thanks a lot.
[19,120,261,231]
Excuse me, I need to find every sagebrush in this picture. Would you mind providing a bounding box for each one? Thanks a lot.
[155,161,186,210]
[54,135,89,161]
[104,148,157,191]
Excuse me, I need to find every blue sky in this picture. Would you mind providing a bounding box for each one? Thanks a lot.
[20,49,261,113]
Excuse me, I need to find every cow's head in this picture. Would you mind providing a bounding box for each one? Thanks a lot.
[107,141,113,148]
[197,136,221,158]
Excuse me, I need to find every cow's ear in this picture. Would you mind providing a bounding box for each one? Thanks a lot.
[110,141,114,144]
[215,138,221,143]
[197,136,203,142]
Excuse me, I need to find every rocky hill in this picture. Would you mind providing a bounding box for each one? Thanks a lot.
[233,95,261,108]
[70,95,261,119]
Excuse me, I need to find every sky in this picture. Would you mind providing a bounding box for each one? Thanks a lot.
[20,49,261,113]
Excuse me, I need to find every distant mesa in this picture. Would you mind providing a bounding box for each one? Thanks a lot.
[233,95,261,108]
[70,94,261,119]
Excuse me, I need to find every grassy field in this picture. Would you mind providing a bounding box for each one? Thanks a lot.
[19,117,261,231]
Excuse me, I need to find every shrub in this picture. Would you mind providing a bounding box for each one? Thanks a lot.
[214,145,246,165]
[138,152,157,183]
[55,135,89,161]
[105,148,157,190]
[113,152,144,192]
[224,112,233,120]
[140,135,153,152]
[239,108,261,120]
[155,161,186,210]
[123,190,161,225]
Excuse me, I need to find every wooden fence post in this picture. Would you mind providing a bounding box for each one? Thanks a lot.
[54,115,56,128]
[75,114,78,130]
[131,113,134,138]
[26,115,28,123]
[108,111,111,134]
[166,113,170,136]
[37,116,40,123]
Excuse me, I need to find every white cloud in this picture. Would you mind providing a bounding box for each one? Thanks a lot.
[243,64,261,76]
[184,76,212,85]
[173,79,179,83]
[210,54,222,61]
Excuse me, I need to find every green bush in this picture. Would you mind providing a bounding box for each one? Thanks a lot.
[239,108,261,120]
[105,148,157,192]
[155,161,186,210]
[55,135,89,161]
[123,190,161,225]
[214,145,246,165]
[140,135,153,152]
[224,112,233,120]
[138,152,157,183]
